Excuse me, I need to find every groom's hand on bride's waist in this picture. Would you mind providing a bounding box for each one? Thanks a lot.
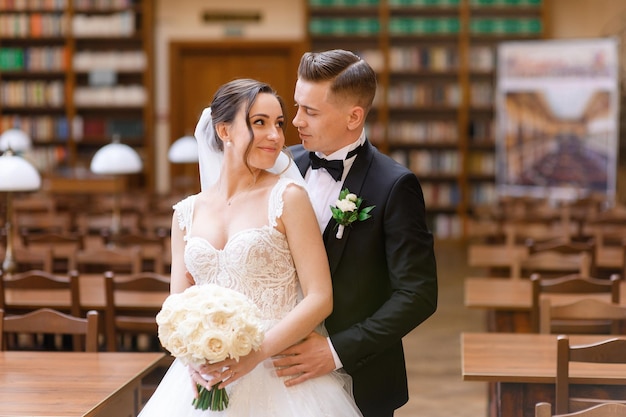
[272,332,335,386]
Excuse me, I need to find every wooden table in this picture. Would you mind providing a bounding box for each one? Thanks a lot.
[462,332,626,417]
[3,274,168,312]
[0,351,164,417]
[464,277,621,332]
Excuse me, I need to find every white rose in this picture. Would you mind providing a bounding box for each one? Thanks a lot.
[346,193,357,202]
[336,199,357,212]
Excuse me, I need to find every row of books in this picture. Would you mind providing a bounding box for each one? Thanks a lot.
[431,214,462,239]
[73,50,146,71]
[468,119,495,143]
[469,0,541,6]
[73,85,146,106]
[388,120,459,145]
[72,11,135,37]
[309,0,378,6]
[421,182,461,207]
[389,17,460,35]
[467,151,495,175]
[0,13,66,37]
[389,45,459,72]
[73,0,134,9]
[386,83,461,107]
[1,80,64,107]
[390,0,459,6]
[470,18,542,34]
[75,116,143,140]
[0,46,68,71]
[408,149,461,175]
[0,0,66,10]
[0,114,69,142]
[309,0,539,7]
[470,82,494,106]
[310,18,541,36]
[469,183,497,204]
[25,145,68,172]
[309,18,380,36]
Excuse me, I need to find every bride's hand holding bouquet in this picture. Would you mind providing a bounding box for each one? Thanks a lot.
[157,284,265,411]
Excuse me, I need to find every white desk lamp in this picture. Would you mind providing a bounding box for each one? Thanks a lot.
[0,129,41,273]
[90,135,143,235]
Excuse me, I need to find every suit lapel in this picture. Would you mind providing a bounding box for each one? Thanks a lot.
[324,141,374,274]
[292,142,375,275]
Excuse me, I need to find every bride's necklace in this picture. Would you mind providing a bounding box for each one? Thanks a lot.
[221,172,262,206]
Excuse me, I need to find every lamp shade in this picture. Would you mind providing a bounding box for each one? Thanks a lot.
[90,142,143,175]
[168,135,198,163]
[0,128,32,153]
[0,151,41,191]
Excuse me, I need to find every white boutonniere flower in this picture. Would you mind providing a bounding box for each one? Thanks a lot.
[330,188,375,239]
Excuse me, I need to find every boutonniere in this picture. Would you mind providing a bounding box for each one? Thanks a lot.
[330,188,375,239]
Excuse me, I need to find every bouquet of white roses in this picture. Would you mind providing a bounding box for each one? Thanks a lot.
[157,284,264,411]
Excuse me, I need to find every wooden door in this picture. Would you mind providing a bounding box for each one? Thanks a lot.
[169,41,305,189]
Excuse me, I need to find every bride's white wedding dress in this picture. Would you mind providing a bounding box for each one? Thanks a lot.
[139,177,363,417]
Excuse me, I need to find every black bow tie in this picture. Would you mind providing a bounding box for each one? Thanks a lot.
[309,146,361,181]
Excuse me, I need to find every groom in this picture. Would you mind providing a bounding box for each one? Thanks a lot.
[275,49,438,417]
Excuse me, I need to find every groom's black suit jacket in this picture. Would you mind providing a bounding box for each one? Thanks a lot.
[291,139,438,417]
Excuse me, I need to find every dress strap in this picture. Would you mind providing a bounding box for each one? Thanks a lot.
[172,194,196,239]
[267,177,300,228]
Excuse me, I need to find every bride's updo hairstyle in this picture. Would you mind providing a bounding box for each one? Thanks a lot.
[209,79,287,167]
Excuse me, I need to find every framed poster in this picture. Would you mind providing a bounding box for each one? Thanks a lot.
[495,38,620,201]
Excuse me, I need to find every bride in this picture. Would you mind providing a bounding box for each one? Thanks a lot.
[138,78,363,416]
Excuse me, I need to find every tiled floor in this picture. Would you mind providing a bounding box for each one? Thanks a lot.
[395,239,488,417]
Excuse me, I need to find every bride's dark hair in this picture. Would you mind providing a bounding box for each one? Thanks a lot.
[210,79,286,173]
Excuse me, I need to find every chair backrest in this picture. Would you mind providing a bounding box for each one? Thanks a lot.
[0,308,99,352]
[100,230,167,274]
[536,401,626,417]
[511,247,592,280]
[72,246,142,274]
[0,269,81,317]
[21,231,85,273]
[531,273,621,332]
[6,246,54,274]
[527,238,597,276]
[555,335,626,414]
[104,270,170,351]
[540,297,626,335]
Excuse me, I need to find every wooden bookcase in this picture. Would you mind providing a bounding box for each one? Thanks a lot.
[306,0,548,238]
[0,0,154,191]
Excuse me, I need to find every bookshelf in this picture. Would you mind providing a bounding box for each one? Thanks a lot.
[0,0,154,190]
[306,0,548,238]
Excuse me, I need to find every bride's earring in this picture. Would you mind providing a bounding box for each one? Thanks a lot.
[225,141,233,148]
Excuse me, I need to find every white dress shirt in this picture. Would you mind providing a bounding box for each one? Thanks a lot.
[303,130,366,370]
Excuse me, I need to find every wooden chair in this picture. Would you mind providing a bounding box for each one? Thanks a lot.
[20,231,85,273]
[527,237,597,277]
[531,273,621,333]
[0,269,82,349]
[0,308,99,352]
[511,241,594,280]
[4,246,54,273]
[100,230,168,274]
[104,270,170,352]
[0,269,80,316]
[553,335,626,414]
[536,401,626,417]
[539,298,626,335]
[72,246,142,275]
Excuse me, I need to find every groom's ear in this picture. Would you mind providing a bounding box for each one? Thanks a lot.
[346,105,365,131]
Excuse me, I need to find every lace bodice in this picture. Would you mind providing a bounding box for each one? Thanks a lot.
[173,178,299,328]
